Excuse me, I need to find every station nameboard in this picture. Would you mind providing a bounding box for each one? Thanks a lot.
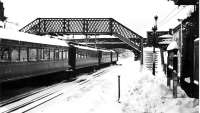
[147,31,169,46]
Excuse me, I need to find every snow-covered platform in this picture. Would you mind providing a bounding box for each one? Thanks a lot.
[21,52,198,113]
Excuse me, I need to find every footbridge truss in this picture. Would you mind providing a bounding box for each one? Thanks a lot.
[19,18,143,53]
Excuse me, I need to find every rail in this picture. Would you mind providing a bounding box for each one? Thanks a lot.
[0,69,108,113]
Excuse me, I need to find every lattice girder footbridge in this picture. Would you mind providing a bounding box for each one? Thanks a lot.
[19,18,143,53]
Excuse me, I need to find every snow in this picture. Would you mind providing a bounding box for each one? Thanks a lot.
[72,44,99,51]
[167,41,179,51]
[143,47,160,51]
[194,38,199,41]
[25,51,198,113]
[159,34,173,38]
[0,28,69,47]
[99,48,112,53]
[72,44,114,53]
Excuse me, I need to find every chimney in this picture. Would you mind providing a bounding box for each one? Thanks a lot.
[0,1,6,21]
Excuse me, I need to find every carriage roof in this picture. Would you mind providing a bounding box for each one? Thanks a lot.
[72,44,99,51]
[100,49,112,53]
[71,44,114,52]
[0,29,69,47]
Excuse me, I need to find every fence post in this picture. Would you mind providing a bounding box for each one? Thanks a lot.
[173,70,178,98]
[167,77,171,87]
[118,75,120,103]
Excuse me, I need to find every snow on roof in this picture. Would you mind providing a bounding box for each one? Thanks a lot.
[143,47,160,51]
[159,34,173,38]
[158,40,172,44]
[72,45,98,51]
[71,43,113,52]
[110,50,116,53]
[0,28,69,47]
[194,37,199,41]
[100,49,112,53]
[167,41,178,51]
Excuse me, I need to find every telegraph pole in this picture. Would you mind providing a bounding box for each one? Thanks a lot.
[152,15,158,75]
[0,0,7,28]
[0,0,6,21]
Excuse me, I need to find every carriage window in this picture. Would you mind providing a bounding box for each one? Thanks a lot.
[44,48,49,60]
[81,52,84,58]
[83,55,85,59]
[0,47,10,62]
[66,51,68,59]
[78,53,81,58]
[29,48,37,61]
[20,47,27,62]
[55,49,59,60]
[59,50,62,60]
[50,49,54,60]
[11,47,19,62]
[80,52,83,59]
[38,48,44,60]
[63,50,66,59]
[65,50,69,59]
[78,51,82,59]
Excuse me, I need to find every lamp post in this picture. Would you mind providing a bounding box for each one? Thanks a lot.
[152,15,158,75]
[177,19,183,78]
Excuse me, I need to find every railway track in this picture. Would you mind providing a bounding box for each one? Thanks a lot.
[0,69,109,113]
[0,81,64,113]
[78,69,108,85]
[1,92,63,113]
[0,82,64,107]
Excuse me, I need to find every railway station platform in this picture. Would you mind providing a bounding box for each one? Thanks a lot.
[1,51,198,113]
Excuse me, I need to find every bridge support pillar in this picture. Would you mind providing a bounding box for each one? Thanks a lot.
[140,43,143,65]
[133,51,140,61]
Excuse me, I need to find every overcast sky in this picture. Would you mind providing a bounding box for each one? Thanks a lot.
[2,0,194,37]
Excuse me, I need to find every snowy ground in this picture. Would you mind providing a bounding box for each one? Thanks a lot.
[26,51,198,113]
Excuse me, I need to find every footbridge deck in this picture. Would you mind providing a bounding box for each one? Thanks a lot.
[19,18,143,53]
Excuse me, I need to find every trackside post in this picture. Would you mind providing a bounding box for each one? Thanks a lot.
[118,75,121,103]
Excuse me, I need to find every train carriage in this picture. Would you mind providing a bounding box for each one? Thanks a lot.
[68,44,99,70]
[111,50,118,64]
[68,43,118,70]
[0,28,119,83]
[100,49,112,65]
[0,29,70,82]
